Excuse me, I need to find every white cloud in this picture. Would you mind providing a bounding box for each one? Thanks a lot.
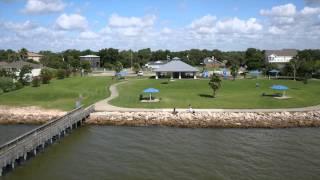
[189,15,216,29]
[2,20,37,32]
[103,14,157,38]
[55,13,88,31]
[23,0,65,14]
[161,27,172,34]
[268,26,286,34]
[80,31,99,39]
[108,14,156,28]
[260,4,298,25]
[260,3,296,17]
[301,6,320,15]
[216,18,262,34]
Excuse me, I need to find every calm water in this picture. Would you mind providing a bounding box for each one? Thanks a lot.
[1,125,320,180]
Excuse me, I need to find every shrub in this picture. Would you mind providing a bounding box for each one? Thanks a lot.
[15,82,24,90]
[32,77,41,87]
[104,63,114,70]
[65,68,72,78]
[40,68,53,84]
[0,77,15,92]
[56,69,66,79]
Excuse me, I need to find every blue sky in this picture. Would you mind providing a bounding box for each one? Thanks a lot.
[0,0,319,51]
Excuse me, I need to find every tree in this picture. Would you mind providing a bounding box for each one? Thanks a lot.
[289,56,301,81]
[19,65,32,85]
[40,68,53,84]
[19,48,28,61]
[99,48,119,66]
[132,63,141,73]
[81,61,91,73]
[245,48,264,70]
[137,48,152,65]
[208,74,222,98]
[230,64,239,81]
[114,61,123,73]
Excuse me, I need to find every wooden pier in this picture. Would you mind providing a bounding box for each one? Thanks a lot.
[0,105,95,176]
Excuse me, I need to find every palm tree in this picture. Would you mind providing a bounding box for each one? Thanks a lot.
[19,48,28,61]
[208,73,222,98]
[289,56,301,81]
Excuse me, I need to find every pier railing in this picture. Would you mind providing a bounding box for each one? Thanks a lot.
[0,105,95,175]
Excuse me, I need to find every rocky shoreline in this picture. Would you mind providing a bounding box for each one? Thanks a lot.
[88,111,320,128]
[0,106,66,124]
[1,105,320,128]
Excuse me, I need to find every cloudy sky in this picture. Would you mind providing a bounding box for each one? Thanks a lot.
[0,0,320,52]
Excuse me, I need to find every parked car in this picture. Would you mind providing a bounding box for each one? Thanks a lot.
[137,71,143,76]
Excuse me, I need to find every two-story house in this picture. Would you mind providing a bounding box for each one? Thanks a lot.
[265,49,297,64]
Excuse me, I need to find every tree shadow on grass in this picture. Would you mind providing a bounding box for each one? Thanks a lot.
[198,94,214,98]
[161,82,169,84]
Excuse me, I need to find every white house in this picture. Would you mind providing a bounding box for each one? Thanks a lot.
[265,49,297,63]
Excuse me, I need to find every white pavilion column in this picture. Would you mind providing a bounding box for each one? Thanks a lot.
[170,72,173,80]
[179,72,181,79]
[155,72,159,79]
[193,72,197,79]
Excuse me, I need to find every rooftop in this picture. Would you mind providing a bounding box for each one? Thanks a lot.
[265,49,297,57]
[154,60,198,72]
[27,52,43,57]
[0,61,42,69]
[80,55,100,58]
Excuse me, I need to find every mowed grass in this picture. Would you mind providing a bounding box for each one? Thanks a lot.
[110,79,320,109]
[0,76,114,111]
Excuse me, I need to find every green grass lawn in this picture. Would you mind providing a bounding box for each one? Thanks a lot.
[110,78,320,109]
[0,76,114,111]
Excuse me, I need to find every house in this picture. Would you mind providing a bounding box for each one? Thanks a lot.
[154,57,199,79]
[0,61,43,79]
[265,49,297,64]
[27,52,43,62]
[145,60,167,71]
[80,55,100,68]
[203,56,224,68]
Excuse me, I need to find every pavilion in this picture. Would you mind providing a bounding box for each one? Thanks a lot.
[154,57,199,79]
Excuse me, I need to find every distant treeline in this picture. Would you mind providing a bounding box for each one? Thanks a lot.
[0,48,319,76]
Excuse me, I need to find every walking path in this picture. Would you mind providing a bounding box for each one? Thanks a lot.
[94,81,320,113]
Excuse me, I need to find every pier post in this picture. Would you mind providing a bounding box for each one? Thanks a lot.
[42,143,45,149]
[33,149,37,156]
[24,153,27,160]
[50,138,53,144]
[11,162,15,169]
